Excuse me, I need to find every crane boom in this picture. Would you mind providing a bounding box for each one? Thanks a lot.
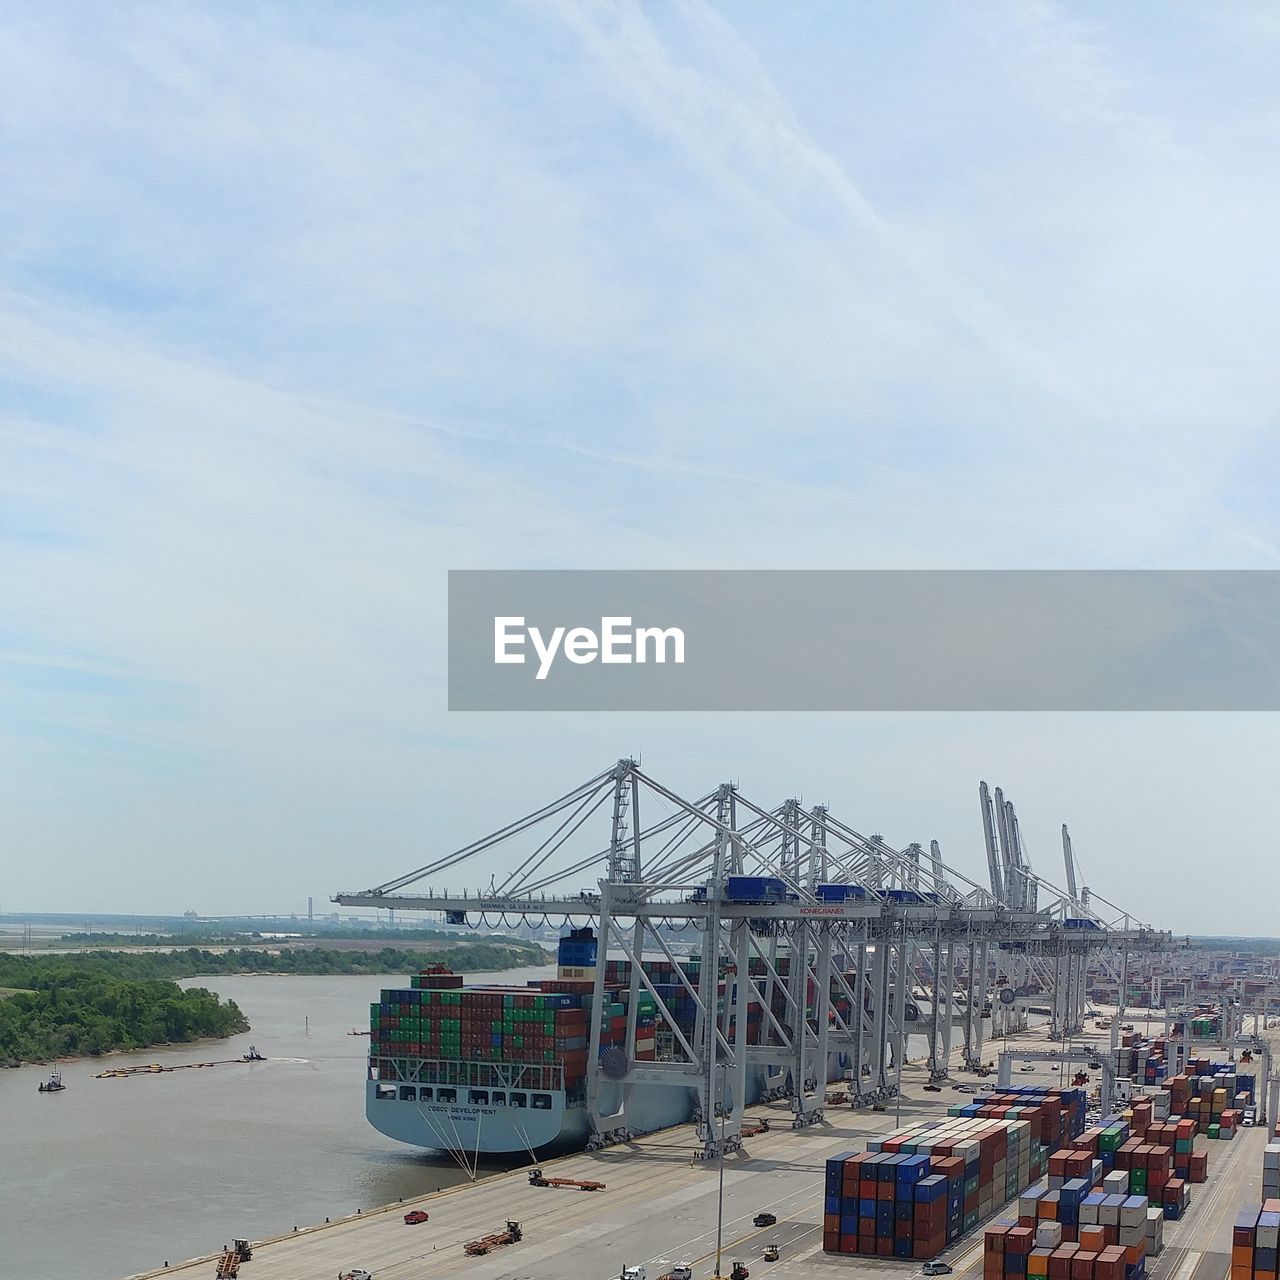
[1062,824,1078,909]
[994,787,1017,907]
[978,782,1004,903]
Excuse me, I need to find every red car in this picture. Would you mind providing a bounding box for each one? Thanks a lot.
[404,1209,430,1225]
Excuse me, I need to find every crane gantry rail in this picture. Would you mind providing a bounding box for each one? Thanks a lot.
[335,759,1171,1157]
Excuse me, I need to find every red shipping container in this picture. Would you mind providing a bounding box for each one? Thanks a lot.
[1071,1252,1098,1280]
[1007,1227,1036,1256]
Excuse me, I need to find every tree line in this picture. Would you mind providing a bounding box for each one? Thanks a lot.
[0,970,248,1065]
[55,925,483,945]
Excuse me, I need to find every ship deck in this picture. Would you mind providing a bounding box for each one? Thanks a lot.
[122,1013,1267,1280]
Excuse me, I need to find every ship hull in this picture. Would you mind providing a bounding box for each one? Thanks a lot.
[367,1055,853,1156]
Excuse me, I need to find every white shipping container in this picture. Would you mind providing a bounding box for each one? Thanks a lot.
[1035,1223,1063,1249]
[1120,1198,1147,1226]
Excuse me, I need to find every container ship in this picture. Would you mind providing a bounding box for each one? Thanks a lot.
[366,927,902,1156]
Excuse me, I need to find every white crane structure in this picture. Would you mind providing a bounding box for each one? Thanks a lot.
[335,760,1170,1159]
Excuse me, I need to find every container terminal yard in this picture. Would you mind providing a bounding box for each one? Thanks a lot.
[121,763,1280,1280]
[120,1022,1272,1280]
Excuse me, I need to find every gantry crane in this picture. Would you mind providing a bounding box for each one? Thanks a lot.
[335,760,1171,1159]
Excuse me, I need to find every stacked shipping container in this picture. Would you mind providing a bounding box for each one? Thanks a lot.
[368,960,657,1095]
[1055,1109,1202,1210]
[1232,1202,1280,1280]
[947,1085,1088,1149]
[1164,1063,1248,1137]
[603,953,860,1052]
[822,1104,1071,1258]
[1113,1036,1168,1087]
[984,1188,1157,1280]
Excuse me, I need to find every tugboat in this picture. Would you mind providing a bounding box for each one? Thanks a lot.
[241,1045,265,1062]
[37,1069,66,1093]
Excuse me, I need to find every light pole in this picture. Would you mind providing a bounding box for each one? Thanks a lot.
[715,1059,727,1278]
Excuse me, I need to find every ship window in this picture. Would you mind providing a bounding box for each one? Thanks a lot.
[532,1093,552,1110]
[399,1086,417,1101]
[437,1088,456,1103]
[510,1092,527,1108]
[376,1083,397,1100]
[469,1089,489,1105]
[491,1092,505,1105]
[419,1087,433,1100]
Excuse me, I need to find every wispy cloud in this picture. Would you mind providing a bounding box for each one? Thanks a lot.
[2,4,1280,921]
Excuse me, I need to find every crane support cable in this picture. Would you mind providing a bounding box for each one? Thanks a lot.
[370,767,616,893]
[496,785,616,896]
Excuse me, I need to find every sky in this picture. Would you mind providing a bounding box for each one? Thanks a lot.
[2,2,1279,931]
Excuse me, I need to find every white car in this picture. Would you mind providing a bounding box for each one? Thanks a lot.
[622,1268,647,1280]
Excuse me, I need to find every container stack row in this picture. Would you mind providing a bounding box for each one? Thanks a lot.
[1264,1146,1280,1202]
[1164,1065,1247,1137]
[1187,1014,1222,1038]
[822,1116,1051,1257]
[371,982,590,1070]
[822,1150,954,1259]
[946,1086,1088,1151]
[1113,1037,1168,1086]
[602,955,858,1051]
[984,1189,1157,1280]
[1232,1202,1280,1280]
[369,968,658,1086]
[1062,1111,1205,1193]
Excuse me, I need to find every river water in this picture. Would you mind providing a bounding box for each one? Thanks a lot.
[2,968,1007,1280]
[1,967,550,1280]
